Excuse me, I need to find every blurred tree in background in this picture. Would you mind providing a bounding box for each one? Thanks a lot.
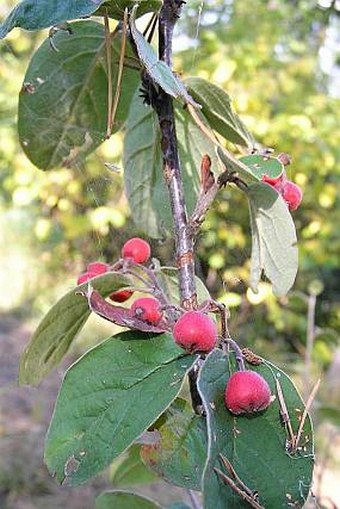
[0,0,339,504]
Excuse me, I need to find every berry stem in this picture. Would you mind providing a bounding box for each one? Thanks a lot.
[122,266,151,288]
[136,263,181,323]
[226,337,246,371]
[152,0,197,310]
[214,301,246,371]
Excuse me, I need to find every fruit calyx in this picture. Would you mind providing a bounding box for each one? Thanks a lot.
[131,297,163,325]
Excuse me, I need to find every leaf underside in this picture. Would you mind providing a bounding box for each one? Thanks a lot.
[185,76,255,147]
[246,182,298,296]
[0,0,161,39]
[129,6,197,106]
[0,0,105,38]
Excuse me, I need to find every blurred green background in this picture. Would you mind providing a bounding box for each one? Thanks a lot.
[0,0,339,507]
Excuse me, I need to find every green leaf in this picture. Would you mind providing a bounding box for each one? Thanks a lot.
[110,445,157,486]
[246,182,298,296]
[216,146,258,185]
[123,92,162,237]
[19,271,131,386]
[185,77,255,147]
[123,92,217,238]
[45,332,197,485]
[239,154,284,180]
[158,267,212,307]
[18,21,139,170]
[95,0,162,21]
[96,490,162,509]
[141,399,207,490]
[0,0,106,38]
[198,349,314,509]
[129,6,197,107]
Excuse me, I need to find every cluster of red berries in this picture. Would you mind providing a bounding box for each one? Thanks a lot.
[174,311,272,416]
[261,173,303,211]
[77,236,272,417]
[77,237,151,302]
[77,237,218,349]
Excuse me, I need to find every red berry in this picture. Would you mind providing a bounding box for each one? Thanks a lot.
[77,271,98,285]
[131,297,163,325]
[173,311,217,353]
[281,180,303,211]
[110,289,134,303]
[261,173,285,187]
[122,237,151,264]
[224,370,272,416]
[87,261,109,274]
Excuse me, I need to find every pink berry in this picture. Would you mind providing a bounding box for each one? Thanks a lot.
[173,311,217,353]
[281,181,303,211]
[77,271,98,285]
[110,289,134,303]
[131,297,163,325]
[121,237,151,264]
[87,261,109,274]
[224,370,272,416]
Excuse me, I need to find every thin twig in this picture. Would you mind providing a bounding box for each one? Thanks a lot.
[214,467,265,509]
[189,180,220,238]
[292,377,320,454]
[219,454,255,497]
[275,378,296,447]
[107,8,128,138]
[104,10,113,138]
[304,292,317,399]
[187,103,220,147]
[188,103,252,179]
[188,153,247,240]
[187,489,203,509]
[143,12,158,43]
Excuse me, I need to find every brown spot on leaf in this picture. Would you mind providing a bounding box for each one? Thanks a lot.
[21,82,35,94]
[64,455,80,478]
